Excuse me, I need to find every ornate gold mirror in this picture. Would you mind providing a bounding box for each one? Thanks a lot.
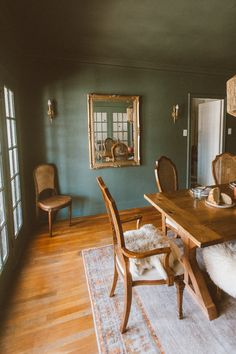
[88,94,140,169]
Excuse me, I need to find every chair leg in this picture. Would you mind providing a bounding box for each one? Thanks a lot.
[109,262,118,297]
[68,202,72,226]
[120,274,132,334]
[175,276,185,319]
[48,211,53,237]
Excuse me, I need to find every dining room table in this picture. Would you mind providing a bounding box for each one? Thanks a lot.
[144,184,236,320]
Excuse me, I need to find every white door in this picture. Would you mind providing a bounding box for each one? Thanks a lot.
[197,100,224,186]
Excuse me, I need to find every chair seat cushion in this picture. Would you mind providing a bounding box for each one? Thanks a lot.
[203,242,236,298]
[123,224,183,280]
[38,195,72,211]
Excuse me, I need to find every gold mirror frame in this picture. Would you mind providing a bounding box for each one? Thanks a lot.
[88,93,140,169]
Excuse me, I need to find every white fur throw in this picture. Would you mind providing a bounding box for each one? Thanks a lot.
[203,242,236,298]
[124,224,183,279]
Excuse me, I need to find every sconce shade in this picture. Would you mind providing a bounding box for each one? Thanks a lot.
[227,75,236,117]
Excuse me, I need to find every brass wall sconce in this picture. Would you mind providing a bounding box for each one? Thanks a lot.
[47,99,56,123]
[171,104,179,123]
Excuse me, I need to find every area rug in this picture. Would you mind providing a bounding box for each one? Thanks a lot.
[82,245,236,354]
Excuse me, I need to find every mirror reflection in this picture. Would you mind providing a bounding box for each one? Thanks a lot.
[88,94,140,169]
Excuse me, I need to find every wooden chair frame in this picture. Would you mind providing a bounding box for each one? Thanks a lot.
[155,156,179,237]
[33,164,72,237]
[212,152,236,185]
[111,142,129,162]
[97,176,184,333]
[155,155,178,193]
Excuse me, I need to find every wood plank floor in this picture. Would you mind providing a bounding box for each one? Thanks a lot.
[0,207,161,354]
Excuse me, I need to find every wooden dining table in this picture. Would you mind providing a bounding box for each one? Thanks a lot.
[144,185,236,320]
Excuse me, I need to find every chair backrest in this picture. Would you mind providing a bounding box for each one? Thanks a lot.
[96,177,125,249]
[111,142,129,161]
[155,156,178,192]
[104,137,116,157]
[212,152,236,184]
[33,164,57,199]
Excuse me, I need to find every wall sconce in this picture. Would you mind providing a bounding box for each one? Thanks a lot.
[47,99,56,123]
[171,104,179,123]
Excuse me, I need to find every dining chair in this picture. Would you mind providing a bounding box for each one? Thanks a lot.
[212,152,236,185]
[97,176,184,333]
[33,164,72,237]
[155,156,179,236]
[103,137,116,158]
[111,142,129,161]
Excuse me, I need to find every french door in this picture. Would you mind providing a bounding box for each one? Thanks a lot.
[0,85,23,274]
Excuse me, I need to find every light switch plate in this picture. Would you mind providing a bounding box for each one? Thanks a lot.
[183,129,188,137]
[228,128,232,135]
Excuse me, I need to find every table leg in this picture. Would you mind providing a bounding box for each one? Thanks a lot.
[182,238,218,320]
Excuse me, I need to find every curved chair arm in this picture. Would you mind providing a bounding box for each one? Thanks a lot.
[121,246,174,285]
[121,246,171,259]
[120,214,142,229]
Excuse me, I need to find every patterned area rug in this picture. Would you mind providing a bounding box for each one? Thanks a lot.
[82,245,236,354]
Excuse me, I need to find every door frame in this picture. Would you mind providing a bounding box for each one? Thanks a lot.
[186,93,226,188]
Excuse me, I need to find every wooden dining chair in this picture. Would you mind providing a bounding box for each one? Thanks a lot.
[33,164,72,237]
[97,176,184,333]
[111,142,129,162]
[155,156,179,236]
[212,152,236,185]
[103,137,116,158]
[155,156,178,192]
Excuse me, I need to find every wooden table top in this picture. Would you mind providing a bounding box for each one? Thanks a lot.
[144,185,236,248]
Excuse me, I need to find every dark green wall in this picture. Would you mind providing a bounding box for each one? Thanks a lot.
[23,59,230,218]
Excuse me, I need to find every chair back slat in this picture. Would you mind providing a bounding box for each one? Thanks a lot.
[155,156,178,192]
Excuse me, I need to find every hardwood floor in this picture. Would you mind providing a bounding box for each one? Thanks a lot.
[0,207,161,354]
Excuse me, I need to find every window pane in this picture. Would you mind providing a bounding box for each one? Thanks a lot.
[0,161,2,190]
[13,148,19,174]
[16,175,21,202]
[13,208,18,236]
[9,90,15,118]
[2,226,8,261]
[4,87,9,117]
[17,203,22,229]
[0,192,5,227]
[8,150,14,178]
[11,120,17,146]
[102,113,107,122]
[11,179,16,207]
[6,119,12,148]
